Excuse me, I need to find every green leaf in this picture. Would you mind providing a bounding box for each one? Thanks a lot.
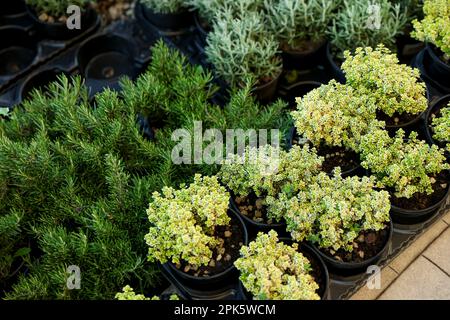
[14,247,31,258]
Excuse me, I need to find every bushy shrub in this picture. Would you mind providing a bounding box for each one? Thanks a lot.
[205,11,282,87]
[235,230,320,300]
[412,0,450,58]
[145,175,230,267]
[115,285,179,300]
[267,170,391,251]
[328,0,408,59]
[26,0,91,17]
[342,45,428,117]
[291,80,380,152]
[360,128,449,198]
[140,0,186,14]
[432,103,450,151]
[264,0,340,51]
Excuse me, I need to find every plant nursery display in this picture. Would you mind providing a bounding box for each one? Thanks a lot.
[25,0,91,21]
[341,45,428,128]
[137,0,192,30]
[267,170,391,267]
[235,230,321,300]
[116,285,179,300]
[219,145,323,230]
[425,97,450,152]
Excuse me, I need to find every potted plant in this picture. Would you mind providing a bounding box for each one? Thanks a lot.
[291,80,381,176]
[205,11,282,103]
[360,127,449,224]
[219,145,323,233]
[137,0,192,31]
[115,285,179,300]
[25,0,96,40]
[267,169,392,275]
[264,0,340,70]
[145,174,248,289]
[342,45,429,130]
[411,0,450,87]
[425,95,450,153]
[327,0,408,81]
[235,230,328,300]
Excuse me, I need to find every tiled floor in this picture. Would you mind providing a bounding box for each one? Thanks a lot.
[351,210,450,300]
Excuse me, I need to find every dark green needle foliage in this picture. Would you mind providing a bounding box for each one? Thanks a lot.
[0,41,288,299]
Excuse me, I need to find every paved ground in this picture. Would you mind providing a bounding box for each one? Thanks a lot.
[351,210,450,300]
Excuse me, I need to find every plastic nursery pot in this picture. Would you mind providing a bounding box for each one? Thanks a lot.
[136,0,192,31]
[390,174,450,225]
[229,195,287,236]
[425,44,450,88]
[395,34,425,64]
[0,27,38,78]
[26,5,98,40]
[284,81,322,109]
[287,127,362,178]
[312,220,393,276]
[0,0,27,18]
[165,208,249,291]
[20,68,68,101]
[325,42,345,84]
[238,240,330,300]
[77,34,139,93]
[193,12,210,52]
[424,94,450,149]
[281,40,327,70]
[251,71,282,104]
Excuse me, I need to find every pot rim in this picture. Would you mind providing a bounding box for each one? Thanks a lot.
[426,43,450,72]
[424,94,450,147]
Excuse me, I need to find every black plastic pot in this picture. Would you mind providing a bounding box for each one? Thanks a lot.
[282,40,326,70]
[165,208,248,291]
[193,12,209,53]
[137,0,192,31]
[229,195,286,237]
[325,42,345,84]
[426,44,450,88]
[26,5,97,40]
[396,34,425,64]
[20,68,68,101]
[252,71,282,104]
[312,220,393,276]
[0,0,27,18]
[284,81,322,109]
[238,240,330,300]
[0,27,38,78]
[424,94,450,149]
[77,33,140,95]
[390,183,450,225]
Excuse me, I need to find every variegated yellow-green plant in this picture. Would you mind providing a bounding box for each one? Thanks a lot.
[432,103,450,151]
[360,128,449,198]
[291,80,381,152]
[115,285,179,300]
[235,230,320,300]
[412,0,450,58]
[267,169,391,251]
[342,45,428,117]
[145,174,230,267]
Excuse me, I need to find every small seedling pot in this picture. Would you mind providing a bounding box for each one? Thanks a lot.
[238,240,330,300]
[312,220,393,276]
[136,0,192,31]
[77,34,139,94]
[325,42,345,84]
[281,40,326,70]
[251,71,282,104]
[20,68,68,101]
[284,80,322,109]
[0,27,38,78]
[423,94,450,150]
[390,180,449,225]
[26,5,98,40]
[0,0,27,18]
[426,44,450,88]
[165,208,248,291]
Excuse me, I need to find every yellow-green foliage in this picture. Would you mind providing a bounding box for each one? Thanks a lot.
[115,285,179,300]
[291,80,380,152]
[235,230,320,300]
[360,128,449,198]
[219,145,323,199]
[432,103,450,151]
[145,175,230,266]
[267,170,391,251]
[342,45,428,117]
[412,0,450,57]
